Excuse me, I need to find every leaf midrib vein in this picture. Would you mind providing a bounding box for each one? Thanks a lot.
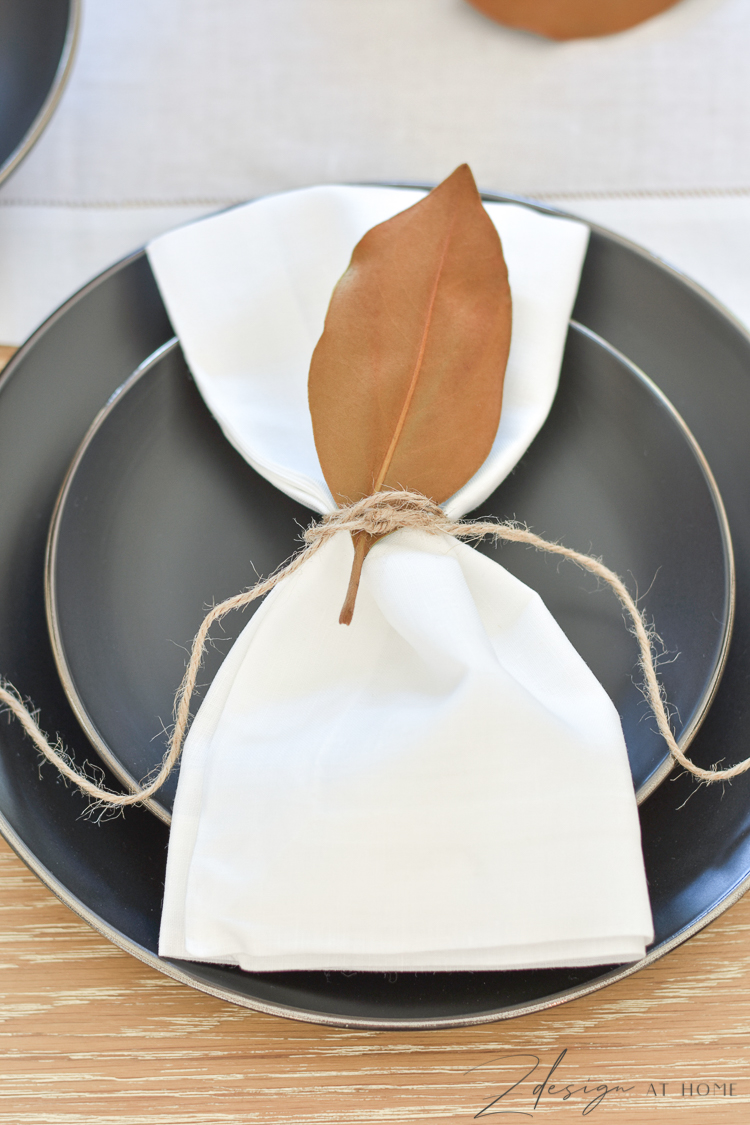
[373,216,457,493]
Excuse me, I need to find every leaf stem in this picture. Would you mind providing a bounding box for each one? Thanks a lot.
[339,533,371,625]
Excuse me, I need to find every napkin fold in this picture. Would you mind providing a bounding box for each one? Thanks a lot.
[148,185,654,971]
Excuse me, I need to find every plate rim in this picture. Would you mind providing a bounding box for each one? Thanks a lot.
[0,0,82,188]
[0,188,748,1030]
[43,320,736,822]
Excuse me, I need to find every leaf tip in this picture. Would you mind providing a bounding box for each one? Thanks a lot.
[446,162,479,194]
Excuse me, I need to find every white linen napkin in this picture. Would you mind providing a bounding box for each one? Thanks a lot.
[148,185,654,971]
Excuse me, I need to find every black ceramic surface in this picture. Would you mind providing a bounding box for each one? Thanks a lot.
[46,325,733,822]
[1,196,750,1028]
[0,0,80,186]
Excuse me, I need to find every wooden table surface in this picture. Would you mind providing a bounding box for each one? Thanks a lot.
[1,345,749,1123]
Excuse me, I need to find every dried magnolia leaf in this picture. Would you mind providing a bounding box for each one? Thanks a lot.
[464,0,682,40]
[308,164,512,624]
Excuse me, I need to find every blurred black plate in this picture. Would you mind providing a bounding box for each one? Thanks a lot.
[0,0,80,187]
[1,193,750,1029]
[45,324,733,823]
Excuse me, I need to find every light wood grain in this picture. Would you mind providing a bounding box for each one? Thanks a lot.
[0,346,17,372]
[0,834,749,1123]
[1,336,748,1120]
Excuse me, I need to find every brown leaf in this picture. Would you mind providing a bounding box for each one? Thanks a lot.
[308,164,512,623]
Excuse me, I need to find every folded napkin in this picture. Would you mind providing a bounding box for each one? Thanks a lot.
[148,185,654,972]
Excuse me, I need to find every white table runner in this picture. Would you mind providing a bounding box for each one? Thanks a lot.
[0,0,749,342]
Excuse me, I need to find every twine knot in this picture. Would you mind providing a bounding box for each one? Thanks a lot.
[304,489,451,543]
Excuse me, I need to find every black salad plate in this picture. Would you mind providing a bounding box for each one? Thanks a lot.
[1,191,750,1029]
[0,0,80,187]
[45,325,733,823]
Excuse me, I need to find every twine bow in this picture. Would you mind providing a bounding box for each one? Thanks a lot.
[1,489,745,811]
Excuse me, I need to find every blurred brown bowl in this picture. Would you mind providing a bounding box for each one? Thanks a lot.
[465,0,683,40]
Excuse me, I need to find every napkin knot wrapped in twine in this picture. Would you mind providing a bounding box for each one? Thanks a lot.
[0,485,745,815]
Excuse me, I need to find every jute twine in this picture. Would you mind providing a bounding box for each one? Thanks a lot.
[1,489,746,810]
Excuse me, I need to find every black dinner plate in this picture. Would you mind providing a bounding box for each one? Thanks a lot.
[45,324,733,822]
[1,192,750,1029]
[0,0,80,187]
